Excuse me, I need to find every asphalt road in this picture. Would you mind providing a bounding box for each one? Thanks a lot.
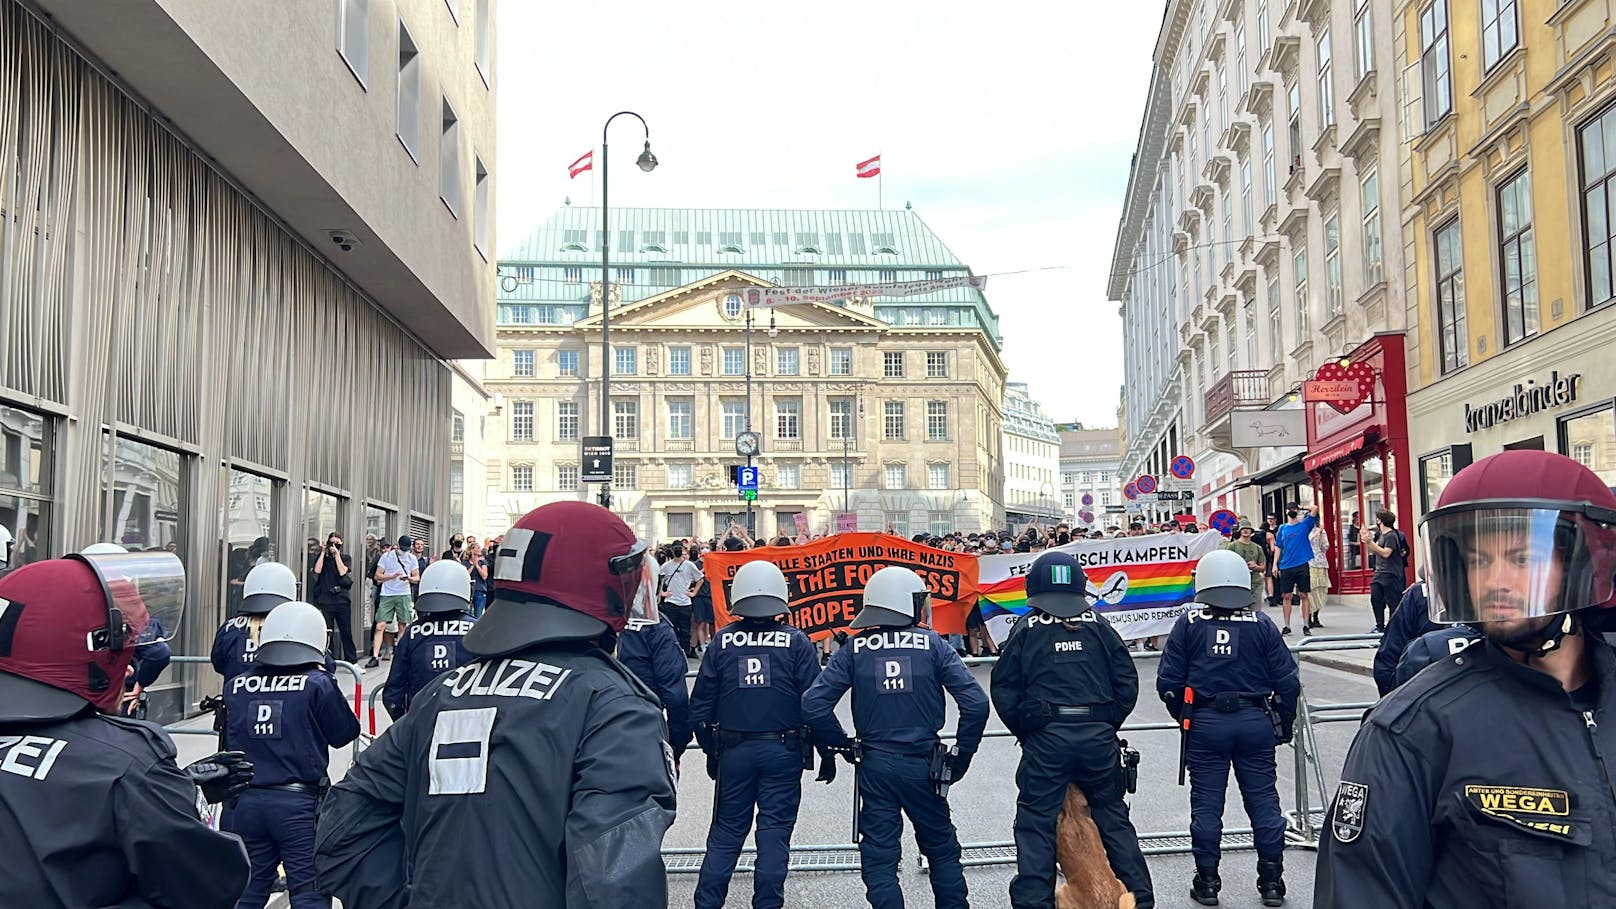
[165,625,1381,909]
[659,655,1377,909]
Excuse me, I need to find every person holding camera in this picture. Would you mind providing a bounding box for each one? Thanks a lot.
[310,532,357,663]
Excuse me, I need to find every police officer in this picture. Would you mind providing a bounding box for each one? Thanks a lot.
[224,600,359,909]
[991,551,1155,909]
[690,559,823,909]
[81,543,173,717]
[0,553,252,908]
[617,547,693,763]
[315,502,677,907]
[211,561,299,680]
[381,559,477,719]
[1372,565,1438,696]
[1158,548,1298,906]
[803,566,988,909]
[1317,449,1616,907]
[1393,625,1481,688]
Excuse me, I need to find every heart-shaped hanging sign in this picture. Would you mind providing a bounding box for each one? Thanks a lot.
[1305,361,1377,414]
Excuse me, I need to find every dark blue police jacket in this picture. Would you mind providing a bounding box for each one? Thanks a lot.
[1157,607,1299,724]
[690,617,819,751]
[803,624,988,756]
[382,612,477,720]
[619,616,694,756]
[223,663,360,787]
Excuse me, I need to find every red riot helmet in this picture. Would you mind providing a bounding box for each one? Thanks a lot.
[0,552,186,717]
[1421,450,1616,652]
[463,501,649,657]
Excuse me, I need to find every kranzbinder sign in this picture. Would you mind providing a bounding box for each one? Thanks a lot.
[703,532,981,641]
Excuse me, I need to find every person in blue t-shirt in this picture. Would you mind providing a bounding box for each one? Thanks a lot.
[1270,505,1317,636]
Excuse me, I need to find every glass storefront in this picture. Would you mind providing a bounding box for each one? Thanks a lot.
[1326,448,1402,594]
[0,404,52,568]
[223,468,281,617]
[302,488,345,597]
[363,504,394,623]
[1418,444,1473,517]
[1561,404,1616,487]
[104,435,188,555]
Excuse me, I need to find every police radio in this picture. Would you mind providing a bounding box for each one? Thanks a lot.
[1118,738,1141,795]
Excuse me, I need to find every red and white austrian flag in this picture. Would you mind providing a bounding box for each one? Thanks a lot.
[856,155,881,179]
[567,150,594,179]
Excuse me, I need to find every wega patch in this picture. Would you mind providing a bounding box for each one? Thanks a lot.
[1332,781,1369,843]
[1464,785,1573,837]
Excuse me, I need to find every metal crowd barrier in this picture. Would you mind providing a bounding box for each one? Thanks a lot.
[664,633,1380,873]
[162,655,369,761]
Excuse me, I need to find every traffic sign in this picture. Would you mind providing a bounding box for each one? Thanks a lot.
[580,436,613,482]
[1104,505,1127,514]
[1208,509,1240,536]
[1170,455,1197,480]
[1135,474,1158,494]
[738,466,759,491]
[1078,509,1095,524]
[1081,493,1094,506]
[1123,482,1139,501]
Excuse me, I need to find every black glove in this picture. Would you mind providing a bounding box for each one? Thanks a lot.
[186,751,253,804]
[814,748,837,784]
[1278,720,1295,745]
[948,751,973,783]
[1160,690,1183,722]
[705,751,719,781]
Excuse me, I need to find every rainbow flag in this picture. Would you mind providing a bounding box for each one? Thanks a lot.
[974,532,1224,642]
[979,560,1199,620]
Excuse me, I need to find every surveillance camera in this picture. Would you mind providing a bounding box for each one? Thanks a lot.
[325,229,362,253]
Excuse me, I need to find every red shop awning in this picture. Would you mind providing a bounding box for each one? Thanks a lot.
[1304,433,1368,473]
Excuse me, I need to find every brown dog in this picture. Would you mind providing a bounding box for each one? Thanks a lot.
[1053,784,1136,909]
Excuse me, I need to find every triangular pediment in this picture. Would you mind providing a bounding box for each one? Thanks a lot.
[574,269,890,333]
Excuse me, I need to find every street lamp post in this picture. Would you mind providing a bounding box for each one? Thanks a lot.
[597,111,657,510]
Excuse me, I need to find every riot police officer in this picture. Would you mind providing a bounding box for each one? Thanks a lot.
[803,566,988,909]
[82,543,172,717]
[1158,548,1298,906]
[1393,625,1481,687]
[991,550,1155,909]
[690,559,823,909]
[315,502,677,907]
[0,553,252,909]
[1317,450,1616,907]
[381,559,477,719]
[211,561,299,680]
[617,546,693,763]
[224,600,360,908]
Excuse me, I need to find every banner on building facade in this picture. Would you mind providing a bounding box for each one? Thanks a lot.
[704,533,980,640]
[742,275,988,308]
[977,531,1225,644]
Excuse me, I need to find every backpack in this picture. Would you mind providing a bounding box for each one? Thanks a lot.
[1391,530,1410,563]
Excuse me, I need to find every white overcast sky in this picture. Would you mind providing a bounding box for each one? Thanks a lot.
[495,2,1162,428]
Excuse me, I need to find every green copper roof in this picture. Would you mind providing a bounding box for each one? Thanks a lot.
[496,206,1002,345]
[504,206,969,267]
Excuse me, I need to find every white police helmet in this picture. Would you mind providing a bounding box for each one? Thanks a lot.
[254,601,328,667]
[416,559,472,614]
[851,566,930,629]
[241,562,299,615]
[81,543,128,555]
[1193,549,1257,611]
[729,560,789,619]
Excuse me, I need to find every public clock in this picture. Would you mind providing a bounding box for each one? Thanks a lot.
[735,431,761,458]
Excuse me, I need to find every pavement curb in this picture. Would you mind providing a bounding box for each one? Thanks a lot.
[1299,650,1374,678]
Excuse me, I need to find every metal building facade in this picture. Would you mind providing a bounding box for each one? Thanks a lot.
[0,2,453,720]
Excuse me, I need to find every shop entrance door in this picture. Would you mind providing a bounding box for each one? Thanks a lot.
[1331,450,1397,595]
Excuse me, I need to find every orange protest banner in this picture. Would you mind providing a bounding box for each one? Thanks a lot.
[703,532,980,641]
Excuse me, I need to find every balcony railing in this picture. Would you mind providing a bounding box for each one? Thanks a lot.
[1204,369,1270,423]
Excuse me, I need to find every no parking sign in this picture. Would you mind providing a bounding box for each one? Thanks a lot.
[1208,509,1240,536]
[1170,455,1196,480]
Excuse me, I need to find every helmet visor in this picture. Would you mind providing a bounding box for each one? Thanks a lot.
[73,551,186,647]
[1421,502,1616,625]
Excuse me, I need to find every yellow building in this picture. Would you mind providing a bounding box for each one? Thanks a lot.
[1399,0,1616,510]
